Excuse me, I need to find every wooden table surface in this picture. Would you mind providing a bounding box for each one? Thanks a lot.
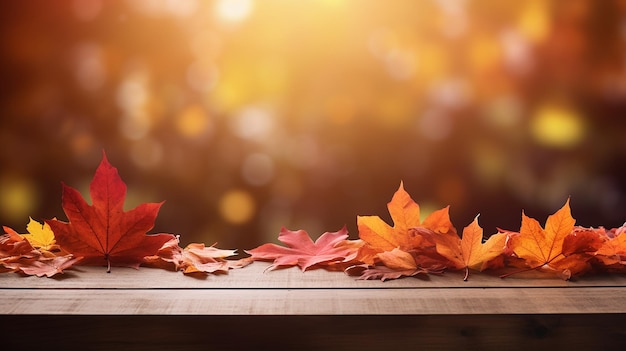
[2,262,626,349]
[2,262,626,315]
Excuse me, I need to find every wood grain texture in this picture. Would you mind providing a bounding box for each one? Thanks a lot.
[2,287,626,315]
[2,262,626,289]
[3,262,626,349]
[1,262,626,315]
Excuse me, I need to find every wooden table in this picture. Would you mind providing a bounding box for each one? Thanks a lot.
[2,262,626,350]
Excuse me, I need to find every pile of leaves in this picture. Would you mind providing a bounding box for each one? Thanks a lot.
[2,153,625,281]
[246,182,626,281]
[1,152,249,277]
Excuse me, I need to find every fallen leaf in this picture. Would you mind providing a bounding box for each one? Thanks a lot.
[431,215,507,280]
[19,217,58,252]
[345,248,446,281]
[3,255,82,278]
[245,226,358,271]
[594,224,626,270]
[1,229,36,259]
[506,199,586,278]
[346,263,430,281]
[47,151,175,271]
[145,236,251,274]
[562,227,604,256]
[356,182,456,265]
[0,230,80,277]
[357,182,422,253]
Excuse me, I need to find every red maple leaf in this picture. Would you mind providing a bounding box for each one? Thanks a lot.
[47,152,175,272]
[245,226,360,271]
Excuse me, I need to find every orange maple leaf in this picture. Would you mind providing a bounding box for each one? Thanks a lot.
[245,226,359,271]
[356,182,455,264]
[47,152,175,272]
[432,215,507,280]
[507,199,583,278]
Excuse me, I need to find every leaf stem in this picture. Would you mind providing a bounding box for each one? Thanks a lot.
[499,265,539,278]
[499,254,564,278]
[463,267,469,281]
[106,255,111,273]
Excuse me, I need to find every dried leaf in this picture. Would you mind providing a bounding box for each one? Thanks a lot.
[145,236,249,275]
[347,264,431,281]
[4,255,82,278]
[0,230,79,277]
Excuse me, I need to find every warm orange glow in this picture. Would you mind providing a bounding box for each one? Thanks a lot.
[1,0,625,249]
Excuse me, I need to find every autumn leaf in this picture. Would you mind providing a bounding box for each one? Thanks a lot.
[594,224,626,270]
[357,182,422,253]
[346,248,444,281]
[3,255,82,278]
[14,217,65,256]
[145,236,252,274]
[0,230,80,277]
[20,217,56,250]
[431,215,507,280]
[245,226,359,271]
[356,182,456,264]
[506,199,582,278]
[47,151,175,272]
[562,227,604,257]
[1,229,37,260]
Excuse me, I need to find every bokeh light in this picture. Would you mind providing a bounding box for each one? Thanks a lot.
[530,103,585,148]
[219,189,256,225]
[1,0,626,250]
[0,177,38,223]
[214,0,254,24]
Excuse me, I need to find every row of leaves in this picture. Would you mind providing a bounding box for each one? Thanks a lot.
[1,152,625,280]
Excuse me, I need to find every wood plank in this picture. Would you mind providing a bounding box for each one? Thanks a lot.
[2,262,626,289]
[2,286,626,315]
[2,315,626,350]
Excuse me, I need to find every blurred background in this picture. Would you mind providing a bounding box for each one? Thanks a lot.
[1,0,625,249]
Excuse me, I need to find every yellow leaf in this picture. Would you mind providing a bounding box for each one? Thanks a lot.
[21,217,56,251]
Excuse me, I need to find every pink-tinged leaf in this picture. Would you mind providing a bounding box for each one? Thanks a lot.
[5,255,82,277]
[1,231,81,277]
[345,263,434,282]
[245,226,357,271]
